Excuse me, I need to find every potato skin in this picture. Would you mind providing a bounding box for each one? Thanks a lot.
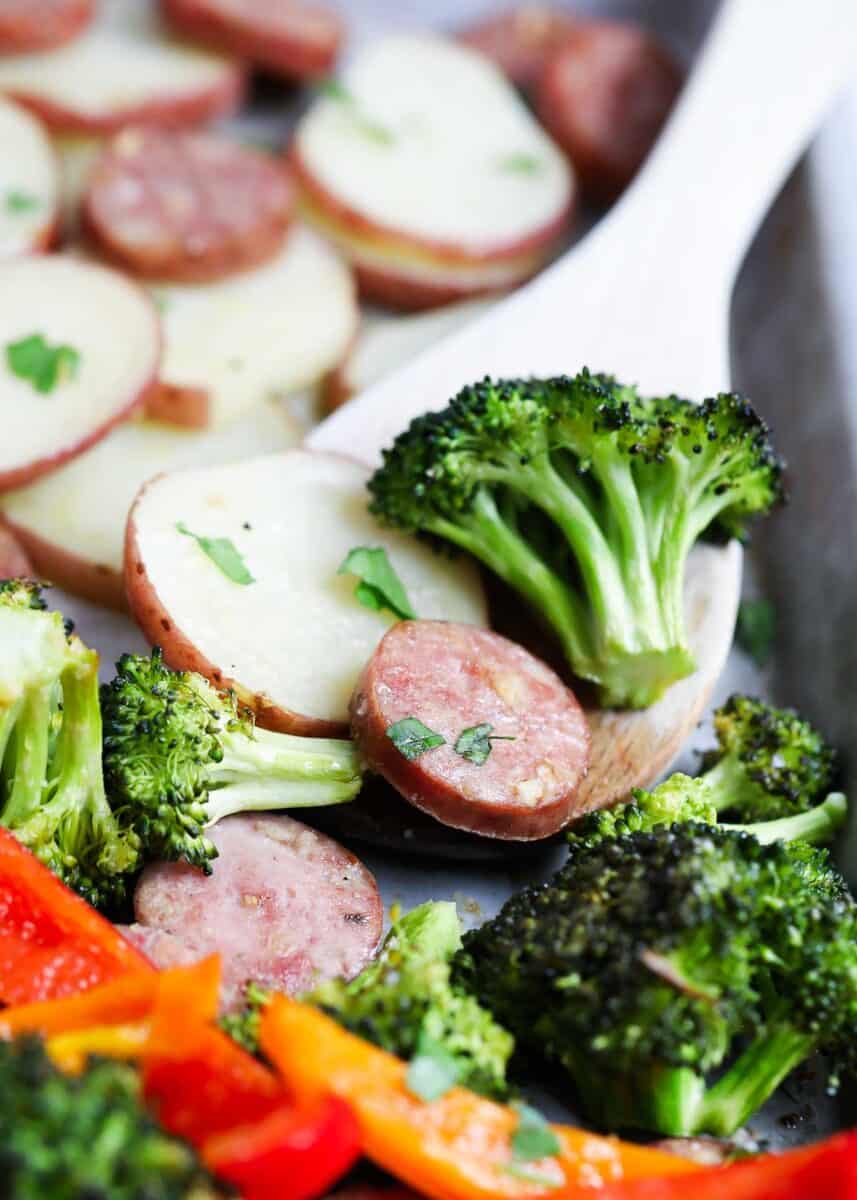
[143,382,210,430]
[0,0,95,55]
[1,517,125,609]
[0,523,34,579]
[457,5,576,92]
[124,482,349,737]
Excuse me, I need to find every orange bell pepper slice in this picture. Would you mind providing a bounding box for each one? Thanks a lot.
[0,827,150,1004]
[0,968,158,1040]
[260,997,701,1200]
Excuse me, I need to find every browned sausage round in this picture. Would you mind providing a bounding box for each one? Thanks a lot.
[350,620,590,841]
[536,21,683,203]
[117,813,383,1012]
[83,127,294,284]
[160,0,343,81]
[457,5,576,92]
[0,0,94,55]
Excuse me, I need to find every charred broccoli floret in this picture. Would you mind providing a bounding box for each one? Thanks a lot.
[457,825,857,1137]
[0,1037,215,1199]
[308,901,514,1099]
[368,372,783,708]
[699,694,837,821]
[0,580,139,907]
[101,650,363,872]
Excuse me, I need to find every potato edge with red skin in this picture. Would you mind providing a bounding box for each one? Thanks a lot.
[0,523,34,579]
[457,4,577,92]
[536,21,684,203]
[160,0,343,81]
[124,477,348,737]
[350,620,591,841]
[143,382,210,430]
[4,67,245,138]
[0,0,95,57]
[1,515,125,610]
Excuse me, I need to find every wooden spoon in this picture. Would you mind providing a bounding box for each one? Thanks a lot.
[307,0,857,813]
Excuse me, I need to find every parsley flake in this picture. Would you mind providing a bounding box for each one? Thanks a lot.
[338,546,416,620]
[4,189,40,213]
[454,723,516,766]
[6,333,80,394]
[503,1163,562,1188]
[319,77,395,145]
[510,1101,561,1162]
[386,717,445,761]
[497,153,544,175]
[176,522,255,585]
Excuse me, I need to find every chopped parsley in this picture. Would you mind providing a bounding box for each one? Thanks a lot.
[6,334,80,394]
[176,522,255,586]
[338,546,416,620]
[319,77,395,145]
[454,723,516,766]
[386,717,445,761]
[406,1031,461,1102]
[4,189,40,213]
[510,1101,561,1162]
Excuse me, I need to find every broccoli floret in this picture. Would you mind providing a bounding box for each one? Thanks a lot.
[0,582,140,907]
[220,981,273,1055]
[457,824,857,1137]
[0,1037,216,1199]
[101,650,363,872]
[307,901,514,1099]
[368,372,783,708]
[700,694,837,821]
[568,773,847,852]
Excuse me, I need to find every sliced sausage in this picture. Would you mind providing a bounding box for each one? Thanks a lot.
[118,814,383,1012]
[457,5,576,92]
[0,0,94,55]
[536,21,683,203]
[0,525,34,579]
[160,0,343,81]
[83,127,294,283]
[350,620,590,841]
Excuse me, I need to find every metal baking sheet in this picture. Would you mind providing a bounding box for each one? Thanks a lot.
[52,0,857,1150]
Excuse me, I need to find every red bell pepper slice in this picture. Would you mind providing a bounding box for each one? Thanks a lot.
[0,827,150,1004]
[203,1094,362,1200]
[598,1129,857,1200]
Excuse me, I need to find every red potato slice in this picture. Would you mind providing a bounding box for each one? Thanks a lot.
[0,0,243,136]
[457,5,576,92]
[0,98,59,254]
[350,620,591,840]
[125,449,488,736]
[83,127,294,284]
[1,397,301,610]
[0,0,95,55]
[293,34,575,310]
[145,224,357,428]
[0,255,160,493]
[119,813,383,1012]
[323,300,495,412]
[536,21,684,203]
[161,0,343,81]
[0,524,33,577]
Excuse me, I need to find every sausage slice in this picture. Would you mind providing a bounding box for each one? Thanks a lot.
[0,0,94,55]
[537,21,683,202]
[118,814,383,1011]
[350,621,590,840]
[458,5,576,92]
[160,0,343,81]
[83,127,294,283]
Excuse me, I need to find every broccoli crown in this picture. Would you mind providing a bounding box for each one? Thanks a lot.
[701,694,837,821]
[307,901,514,1100]
[457,824,857,1135]
[102,650,362,872]
[0,577,47,610]
[0,1038,215,1200]
[220,981,273,1056]
[0,594,139,908]
[369,372,783,709]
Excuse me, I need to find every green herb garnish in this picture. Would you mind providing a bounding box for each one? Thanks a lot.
[497,153,543,175]
[6,334,80,394]
[503,1163,562,1188]
[319,77,395,145]
[510,1101,561,1162]
[736,598,776,666]
[386,717,445,761]
[4,189,40,213]
[176,522,255,586]
[406,1031,461,1102]
[454,723,516,767]
[338,546,416,620]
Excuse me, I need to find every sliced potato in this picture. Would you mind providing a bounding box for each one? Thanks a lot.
[125,450,488,735]
[0,0,243,135]
[293,33,574,307]
[0,99,59,255]
[150,225,357,428]
[324,299,495,411]
[0,255,160,492]
[2,399,301,610]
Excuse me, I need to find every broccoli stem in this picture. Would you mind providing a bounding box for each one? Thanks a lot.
[205,727,363,824]
[1,683,54,826]
[694,1023,817,1137]
[725,793,847,846]
[562,1048,707,1136]
[701,754,769,814]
